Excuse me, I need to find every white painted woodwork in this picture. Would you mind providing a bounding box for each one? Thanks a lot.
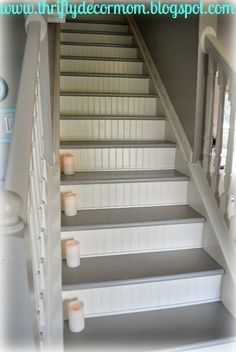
[61,222,203,258]
[60,32,133,45]
[61,180,188,209]
[60,59,143,75]
[202,55,217,180]
[210,70,227,199]
[220,90,236,217]
[61,22,129,33]
[62,275,222,318]
[60,76,149,94]
[60,96,163,116]
[60,120,165,141]
[60,44,137,59]
[60,148,176,171]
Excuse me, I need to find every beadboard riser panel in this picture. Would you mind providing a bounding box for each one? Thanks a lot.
[61,23,129,33]
[60,76,149,94]
[60,45,137,59]
[60,120,165,142]
[60,148,176,171]
[60,33,133,45]
[61,181,188,209]
[61,223,203,258]
[60,97,163,116]
[62,275,222,318]
[60,60,143,75]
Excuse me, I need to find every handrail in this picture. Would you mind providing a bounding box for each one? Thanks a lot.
[1,14,55,349]
[4,20,42,223]
[4,15,49,224]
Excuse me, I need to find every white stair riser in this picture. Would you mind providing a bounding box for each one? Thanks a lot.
[61,22,129,33]
[60,96,162,116]
[61,32,133,45]
[62,275,222,318]
[60,59,143,75]
[61,223,203,258]
[61,181,188,209]
[60,76,149,94]
[60,120,165,141]
[60,148,176,171]
[60,44,137,59]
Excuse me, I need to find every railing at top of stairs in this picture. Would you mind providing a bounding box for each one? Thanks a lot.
[200,27,236,240]
[0,14,62,350]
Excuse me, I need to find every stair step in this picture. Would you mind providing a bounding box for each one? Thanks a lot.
[60,92,156,97]
[60,72,149,78]
[60,141,175,171]
[61,29,132,36]
[60,32,133,45]
[62,249,222,291]
[64,302,236,351]
[62,221,203,258]
[61,22,129,33]
[61,205,204,231]
[61,180,188,210]
[60,94,163,116]
[62,249,223,317]
[66,15,126,24]
[61,41,136,48]
[60,120,165,142]
[60,140,175,149]
[60,115,165,121]
[60,43,138,59]
[60,74,150,94]
[61,170,189,185]
[60,55,143,62]
[60,170,189,210]
[60,58,143,75]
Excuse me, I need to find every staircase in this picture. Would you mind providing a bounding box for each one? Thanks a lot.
[59,15,236,351]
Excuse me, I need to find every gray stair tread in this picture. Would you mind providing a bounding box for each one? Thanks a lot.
[66,19,127,25]
[60,140,175,149]
[61,29,132,36]
[62,249,223,290]
[60,72,149,79]
[61,170,189,185]
[60,114,165,120]
[61,205,204,231]
[60,55,143,62]
[60,92,157,97]
[61,41,136,48]
[64,302,236,351]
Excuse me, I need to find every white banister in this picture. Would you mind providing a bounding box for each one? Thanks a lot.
[202,55,217,181]
[220,83,236,220]
[1,14,60,350]
[5,20,42,221]
[210,69,227,198]
[201,28,236,231]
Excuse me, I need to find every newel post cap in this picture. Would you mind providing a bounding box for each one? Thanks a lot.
[200,26,217,54]
[0,190,25,236]
[25,14,47,42]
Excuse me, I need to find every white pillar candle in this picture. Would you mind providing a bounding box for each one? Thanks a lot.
[65,240,80,268]
[68,300,85,333]
[64,192,77,216]
[62,154,75,175]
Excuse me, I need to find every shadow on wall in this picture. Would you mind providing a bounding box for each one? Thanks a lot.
[134,14,199,149]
